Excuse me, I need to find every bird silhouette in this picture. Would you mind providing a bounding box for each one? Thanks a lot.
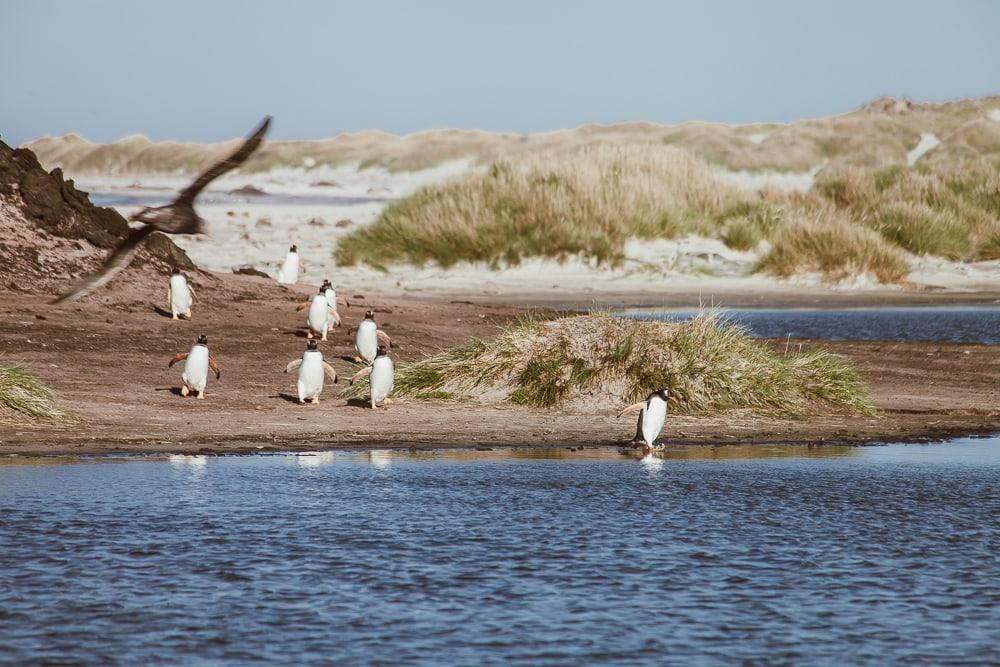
[53,116,272,303]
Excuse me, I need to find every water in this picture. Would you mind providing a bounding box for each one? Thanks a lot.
[620,307,1000,344]
[2,438,999,665]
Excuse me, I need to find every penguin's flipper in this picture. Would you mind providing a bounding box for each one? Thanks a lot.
[617,402,644,418]
[168,352,188,368]
[349,366,372,386]
[188,285,197,303]
[376,330,393,348]
[337,295,350,308]
[208,356,221,380]
[52,225,156,303]
[322,362,338,384]
[328,308,341,326]
[285,359,302,374]
[295,301,310,311]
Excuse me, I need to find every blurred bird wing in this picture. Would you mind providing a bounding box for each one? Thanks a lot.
[168,352,189,368]
[350,366,372,385]
[52,226,156,303]
[285,359,302,374]
[295,301,310,311]
[328,308,341,326]
[376,330,392,347]
[208,355,221,379]
[322,362,338,383]
[177,116,271,204]
[617,402,644,418]
[337,295,349,307]
[188,284,197,302]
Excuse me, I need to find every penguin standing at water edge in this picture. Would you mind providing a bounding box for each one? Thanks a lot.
[284,340,338,404]
[168,334,221,399]
[351,346,394,408]
[354,310,392,364]
[167,268,195,320]
[277,245,300,284]
[617,389,678,449]
[296,287,341,340]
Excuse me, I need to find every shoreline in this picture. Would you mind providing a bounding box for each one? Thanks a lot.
[2,272,999,456]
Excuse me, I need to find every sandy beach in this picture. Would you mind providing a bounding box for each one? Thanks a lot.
[2,272,998,456]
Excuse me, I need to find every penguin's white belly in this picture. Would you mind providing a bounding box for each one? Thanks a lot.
[370,357,394,403]
[298,352,325,399]
[278,255,299,284]
[169,276,191,314]
[307,297,328,333]
[182,346,209,392]
[356,321,377,362]
[642,399,668,446]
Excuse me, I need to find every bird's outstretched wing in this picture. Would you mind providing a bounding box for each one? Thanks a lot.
[177,116,271,205]
[52,226,156,303]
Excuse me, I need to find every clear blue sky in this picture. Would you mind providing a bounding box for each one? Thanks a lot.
[2,0,998,145]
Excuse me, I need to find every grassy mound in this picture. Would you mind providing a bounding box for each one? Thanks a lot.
[344,314,874,417]
[335,144,744,269]
[0,366,73,423]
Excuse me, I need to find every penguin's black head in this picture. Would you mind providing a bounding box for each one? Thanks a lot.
[171,268,181,275]
[376,345,388,357]
[364,310,375,320]
[653,388,679,404]
[321,278,331,288]
[290,245,298,252]
[307,340,318,351]
[318,285,326,294]
[197,334,208,345]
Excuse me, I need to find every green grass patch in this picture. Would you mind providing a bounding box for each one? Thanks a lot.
[0,366,74,423]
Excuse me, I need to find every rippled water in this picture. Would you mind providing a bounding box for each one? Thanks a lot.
[621,307,1000,344]
[2,439,999,665]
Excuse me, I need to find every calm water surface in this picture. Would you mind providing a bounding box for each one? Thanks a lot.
[2,439,999,665]
[621,307,1000,344]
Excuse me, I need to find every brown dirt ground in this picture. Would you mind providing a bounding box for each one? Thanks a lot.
[1,273,998,456]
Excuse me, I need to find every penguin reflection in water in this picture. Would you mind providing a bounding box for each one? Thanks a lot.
[168,335,221,399]
[350,346,394,409]
[296,286,341,340]
[284,340,338,404]
[354,310,392,364]
[617,389,679,449]
[167,268,196,320]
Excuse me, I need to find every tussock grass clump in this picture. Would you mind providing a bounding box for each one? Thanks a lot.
[756,208,910,283]
[0,366,73,423]
[816,161,1000,260]
[335,144,745,268]
[716,201,785,250]
[344,314,874,417]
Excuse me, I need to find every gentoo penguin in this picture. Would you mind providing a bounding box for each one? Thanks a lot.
[320,278,350,310]
[350,346,394,408]
[54,117,271,303]
[617,389,679,449]
[284,339,338,404]
[168,334,221,399]
[167,268,195,320]
[354,310,392,364]
[277,245,300,284]
[296,286,341,340]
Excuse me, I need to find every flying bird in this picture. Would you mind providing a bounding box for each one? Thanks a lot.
[53,116,272,303]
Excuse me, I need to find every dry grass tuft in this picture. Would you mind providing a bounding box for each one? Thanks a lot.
[335,144,745,268]
[0,366,74,423]
[344,313,874,417]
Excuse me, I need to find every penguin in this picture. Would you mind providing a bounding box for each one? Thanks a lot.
[617,389,679,449]
[320,278,350,310]
[276,245,300,284]
[354,310,392,364]
[350,345,394,408]
[168,334,221,399]
[296,286,341,340]
[284,339,338,404]
[167,268,195,320]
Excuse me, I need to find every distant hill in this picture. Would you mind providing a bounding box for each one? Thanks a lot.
[23,95,1000,176]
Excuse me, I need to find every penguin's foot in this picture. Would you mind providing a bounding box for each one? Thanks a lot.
[383,398,393,405]
[311,397,320,404]
[197,392,205,400]
[185,311,193,320]
[353,356,365,364]
[321,335,328,341]
[306,331,314,339]
[172,314,179,320]
[298,398,306,404]
[180,385,190,397]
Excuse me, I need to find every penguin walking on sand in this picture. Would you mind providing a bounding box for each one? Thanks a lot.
[617,389,679,449]
[354,310,392,364]
[284,340,338,404]
[167,268,195,320]
[350,346,394,408]
[168,334,221,399]
[321,279,350,310]
[296,287,341,340]
[277,245,300,284]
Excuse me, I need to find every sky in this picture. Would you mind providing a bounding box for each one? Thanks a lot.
[2,0,998,145]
